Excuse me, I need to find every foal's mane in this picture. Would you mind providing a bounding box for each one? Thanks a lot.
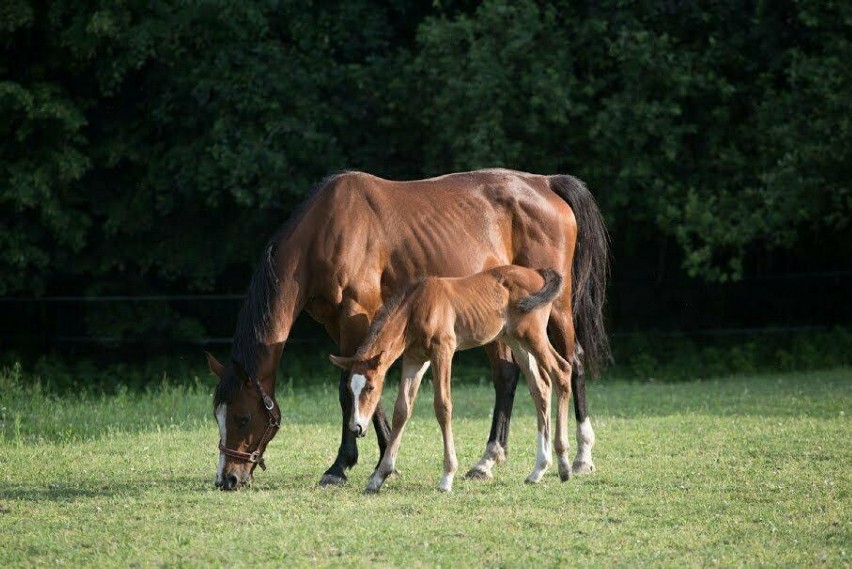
[354,277,426,360]
[214,174,344,406]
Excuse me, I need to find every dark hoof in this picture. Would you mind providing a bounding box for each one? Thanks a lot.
[464,467,493,481]
[559,470,572,482]
[319,473,348,487]
[364,486,381,495]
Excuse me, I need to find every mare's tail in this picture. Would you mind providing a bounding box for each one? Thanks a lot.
[548,174,612,378]
[517,268,563,313]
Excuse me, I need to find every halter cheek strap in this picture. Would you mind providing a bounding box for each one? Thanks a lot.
[218,378,280,471]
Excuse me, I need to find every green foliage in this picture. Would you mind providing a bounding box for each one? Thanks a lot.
[609,327,852,381]
[0,0,849,303]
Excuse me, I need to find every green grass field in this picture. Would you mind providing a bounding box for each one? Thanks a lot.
[1,365,850,567]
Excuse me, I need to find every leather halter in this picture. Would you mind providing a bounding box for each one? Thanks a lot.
[218,376,280,471]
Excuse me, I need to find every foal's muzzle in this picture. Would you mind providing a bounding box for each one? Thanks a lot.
[351,422,366,438]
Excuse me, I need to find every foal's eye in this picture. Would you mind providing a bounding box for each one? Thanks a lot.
[363,384,374,394]
[236,415,250,428]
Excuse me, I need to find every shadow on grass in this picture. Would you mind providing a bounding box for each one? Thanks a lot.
[0,476,223,503]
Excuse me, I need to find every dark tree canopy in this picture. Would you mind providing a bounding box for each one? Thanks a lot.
[1,0,849,341]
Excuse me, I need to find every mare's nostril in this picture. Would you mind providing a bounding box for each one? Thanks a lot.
[227,474,238,489]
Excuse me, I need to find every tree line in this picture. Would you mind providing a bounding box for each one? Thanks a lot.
[2,0,849,342]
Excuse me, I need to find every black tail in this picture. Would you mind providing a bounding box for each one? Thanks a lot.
[517,268,563,313]
[549,175,612,378]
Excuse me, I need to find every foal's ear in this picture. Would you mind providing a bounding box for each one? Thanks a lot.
[329,354,355,370]
[205,352,226,380]
[365,352,384,369]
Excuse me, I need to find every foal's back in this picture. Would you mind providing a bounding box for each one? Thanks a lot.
[408,266,553,351]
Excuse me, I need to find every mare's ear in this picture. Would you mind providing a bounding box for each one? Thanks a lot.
[329,355,355,370]
[206,352,225,381]
[231,360,252,386]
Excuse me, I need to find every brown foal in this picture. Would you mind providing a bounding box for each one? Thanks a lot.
[330,265,573,493]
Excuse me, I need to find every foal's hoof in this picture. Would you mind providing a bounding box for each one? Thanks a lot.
[559,469,572,482]
[463,467,493,481]
[319,473,348,487]
[572,461,596,475]
[387,469,402,479]
[364,486,381,495]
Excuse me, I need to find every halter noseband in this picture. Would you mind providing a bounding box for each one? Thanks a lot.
[218,376,280,471]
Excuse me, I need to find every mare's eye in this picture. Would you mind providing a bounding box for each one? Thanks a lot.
[236,415,250,428]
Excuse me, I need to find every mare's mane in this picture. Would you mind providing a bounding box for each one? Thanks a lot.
[214,173,344,407]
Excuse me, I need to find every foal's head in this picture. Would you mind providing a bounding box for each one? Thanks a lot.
[329,353,388,437]
[206,352,279,490]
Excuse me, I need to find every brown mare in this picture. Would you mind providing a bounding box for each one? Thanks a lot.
[330,266,571,492]
[206,169,609,490]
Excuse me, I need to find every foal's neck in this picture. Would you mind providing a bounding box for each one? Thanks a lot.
[357,298,412,364]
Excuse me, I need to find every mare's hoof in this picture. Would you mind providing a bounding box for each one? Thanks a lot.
[572,461,595,475]
[464,467,493,481]
[524,475,544,485]
[319,473,348,487]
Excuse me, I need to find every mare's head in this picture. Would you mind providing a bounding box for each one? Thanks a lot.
[206,352,279,490]
[329,352,388,438]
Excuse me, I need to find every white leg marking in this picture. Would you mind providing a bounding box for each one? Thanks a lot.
[439,472,455,492]
[526,430,552,484]
[350,373,367,433]
[573,417,596,473]
[215,404,227,484]
[467,441,506,479]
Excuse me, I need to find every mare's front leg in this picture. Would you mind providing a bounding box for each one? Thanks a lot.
[465,341,520,480]
[432,347,459,492]
[365,356,430,493]
[319,368,361,486]
[320,297,391,486]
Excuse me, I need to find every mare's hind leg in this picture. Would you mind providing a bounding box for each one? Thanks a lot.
[465,341,519,480]
[510,344,553,484]
[549,310,596,475]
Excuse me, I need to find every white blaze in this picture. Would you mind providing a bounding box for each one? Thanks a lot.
[350,373,367,430]
[215,403,227,483]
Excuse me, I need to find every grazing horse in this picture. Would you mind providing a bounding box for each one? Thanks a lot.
[330,266,571,492]
[206,169,609,490]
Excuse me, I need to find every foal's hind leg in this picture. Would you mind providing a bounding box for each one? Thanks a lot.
[465,342,518,480]
[432,347,459,492]
[510,344,553,484]
[531,338,574,481]
[549,309,596,475]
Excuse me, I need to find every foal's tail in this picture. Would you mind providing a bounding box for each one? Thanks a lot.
[517,268,563,313]
[548,174,612,378]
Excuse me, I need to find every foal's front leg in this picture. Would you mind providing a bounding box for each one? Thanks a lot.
[432,349,459,492]
[365,356,429,493]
